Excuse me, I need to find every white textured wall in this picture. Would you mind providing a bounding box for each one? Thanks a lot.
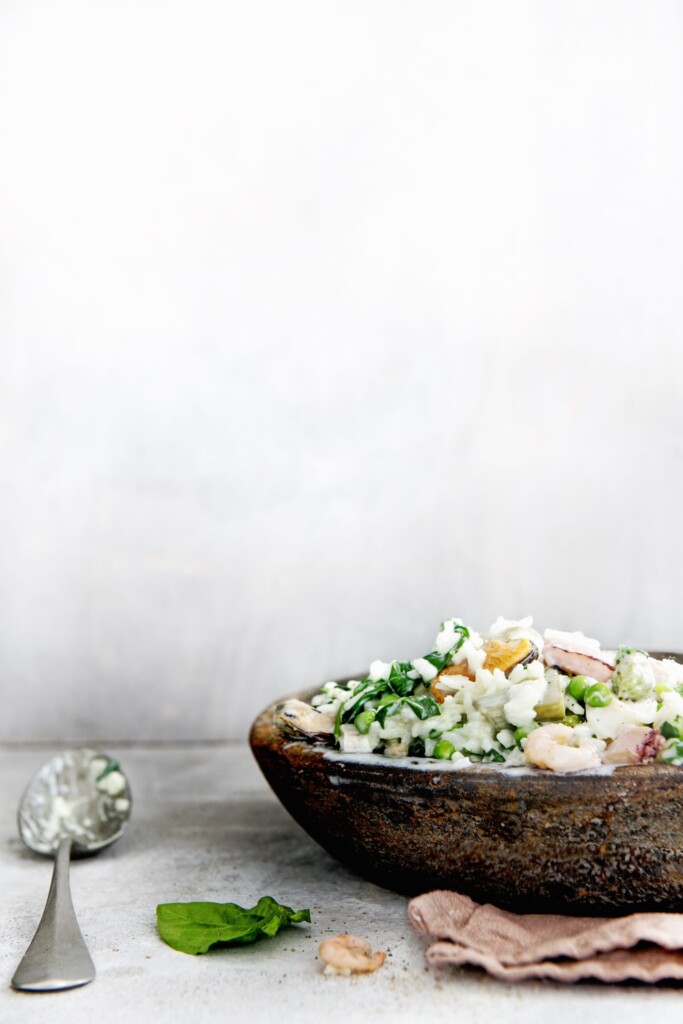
[1,0,682,741]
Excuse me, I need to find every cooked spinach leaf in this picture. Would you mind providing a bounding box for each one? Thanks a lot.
[387,662,416,697]
[375,697,404,728]
[403,695,441,720]
[423,625,470,673]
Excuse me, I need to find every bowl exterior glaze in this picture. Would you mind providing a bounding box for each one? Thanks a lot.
[250,691,683,912]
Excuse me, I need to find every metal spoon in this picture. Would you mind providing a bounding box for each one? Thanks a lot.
[12,748,132,992]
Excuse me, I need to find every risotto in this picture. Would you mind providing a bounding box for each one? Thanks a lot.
[277,617,683,773]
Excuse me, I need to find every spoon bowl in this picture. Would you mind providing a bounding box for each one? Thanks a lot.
[18,748,132,857]
[12,749,132,992]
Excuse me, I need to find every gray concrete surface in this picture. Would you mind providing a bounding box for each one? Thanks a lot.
[0,743,681,1023]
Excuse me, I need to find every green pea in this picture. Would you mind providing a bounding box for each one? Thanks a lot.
[355,710,376,734]
[433,740,455,760]
[584,682,612,708]
[513,723,539,748]
[567,675,589,701]
[562,713,582,728]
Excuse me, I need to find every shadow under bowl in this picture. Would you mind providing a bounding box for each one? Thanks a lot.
[250,684,683,913]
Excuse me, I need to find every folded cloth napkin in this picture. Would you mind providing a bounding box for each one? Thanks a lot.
[408,891,683,983]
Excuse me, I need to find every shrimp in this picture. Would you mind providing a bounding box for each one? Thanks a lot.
[524,724,601,772]
[319,934,386,975]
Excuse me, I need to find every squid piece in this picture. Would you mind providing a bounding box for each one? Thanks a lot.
[542,629,616,682]
[602,727,665,765]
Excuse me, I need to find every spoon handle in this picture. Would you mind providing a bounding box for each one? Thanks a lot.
[12,837,96,991]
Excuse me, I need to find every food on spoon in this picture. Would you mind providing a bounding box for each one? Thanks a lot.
[283,616,683,773]
[319,934,386,975]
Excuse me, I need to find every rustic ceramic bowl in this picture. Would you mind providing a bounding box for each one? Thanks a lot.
[250,682,683,913]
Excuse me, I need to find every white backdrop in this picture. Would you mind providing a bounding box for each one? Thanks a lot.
[1,0,682,741]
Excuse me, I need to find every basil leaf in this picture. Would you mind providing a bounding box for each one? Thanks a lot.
[443,623,470,651]
[341,681,385,724]
[376,699,404,728]
[423,651,450,672]
[428,622,471,671]
[482,749,505,763]
[423,628,469,673]
[156,896,310,955]
[333,701,344,741]
[403,695,441,720]
[387,662,415,697]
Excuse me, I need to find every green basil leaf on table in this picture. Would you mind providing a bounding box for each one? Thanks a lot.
[156,896,311,955]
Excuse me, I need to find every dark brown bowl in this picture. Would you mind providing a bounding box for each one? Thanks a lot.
[250,685,683,913]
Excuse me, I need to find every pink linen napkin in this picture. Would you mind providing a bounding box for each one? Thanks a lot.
[408,890,683,983]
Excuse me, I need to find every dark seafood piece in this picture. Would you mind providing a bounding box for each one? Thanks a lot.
[431,638,538,703]
[486,637,538,673]
[274,699,335,739]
